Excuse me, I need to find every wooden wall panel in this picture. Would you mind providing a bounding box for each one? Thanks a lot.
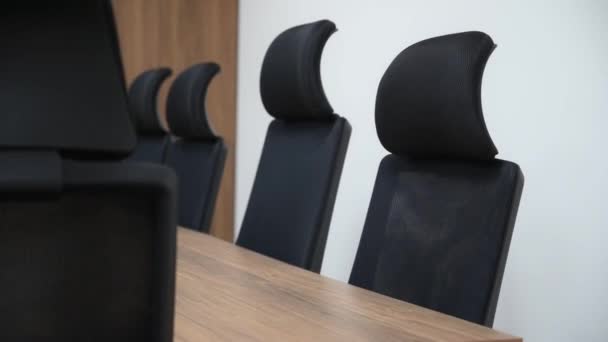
[113,0,238,241]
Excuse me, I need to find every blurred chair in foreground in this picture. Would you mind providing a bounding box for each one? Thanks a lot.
[0,1,177,340]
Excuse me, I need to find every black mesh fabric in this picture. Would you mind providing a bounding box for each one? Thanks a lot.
[0,193,154,339]
[237,117,350,272]
[238,20,350,273]
[375,31,497,160]
[0,161,176,341]
[349,155,523,326]
[165,139,226,232]
[350,31,524,327]
[260,20,336,121]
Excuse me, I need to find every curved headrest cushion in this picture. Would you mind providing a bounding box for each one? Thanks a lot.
[0,1,136,159]
[375,31,498,160]
[128,68,172,135]
[166,63,220,140]
[260,20,336,121]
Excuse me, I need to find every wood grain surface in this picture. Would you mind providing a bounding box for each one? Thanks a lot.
[175,228,522,342]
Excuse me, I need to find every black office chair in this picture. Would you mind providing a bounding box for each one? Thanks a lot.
[237,20,351,273]
[165,63,227,232]
[349,31,524,327]
[0,1,176,340]
[127,67,172,163]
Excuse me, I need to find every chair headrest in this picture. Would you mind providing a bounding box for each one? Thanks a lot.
[375,31,498,160]
[260,20,336,121]
[128,68,172,135]
[0,0,136,159]
[166,63,220,140]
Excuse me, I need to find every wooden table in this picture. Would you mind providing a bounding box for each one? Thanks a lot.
[174,228,521,342]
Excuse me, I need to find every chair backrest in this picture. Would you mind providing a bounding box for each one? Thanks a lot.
[348,32,524,327]
[165,63,227,232]
[127,67,172,163]
[0,2,176,340]
[237,20,351,273]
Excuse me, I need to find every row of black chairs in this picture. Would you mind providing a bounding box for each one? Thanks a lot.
[236,20,524,327]
[130,18,524,328]
[129,23,351,273]
[127,63,226,232]
[0,1,523,339]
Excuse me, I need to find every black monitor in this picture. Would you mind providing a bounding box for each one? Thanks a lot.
[0,1,135,158]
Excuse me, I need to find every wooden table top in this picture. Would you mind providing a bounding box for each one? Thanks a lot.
[174,228,521,342]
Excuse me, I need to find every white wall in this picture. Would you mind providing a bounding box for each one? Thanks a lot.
[235,1,608,341]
